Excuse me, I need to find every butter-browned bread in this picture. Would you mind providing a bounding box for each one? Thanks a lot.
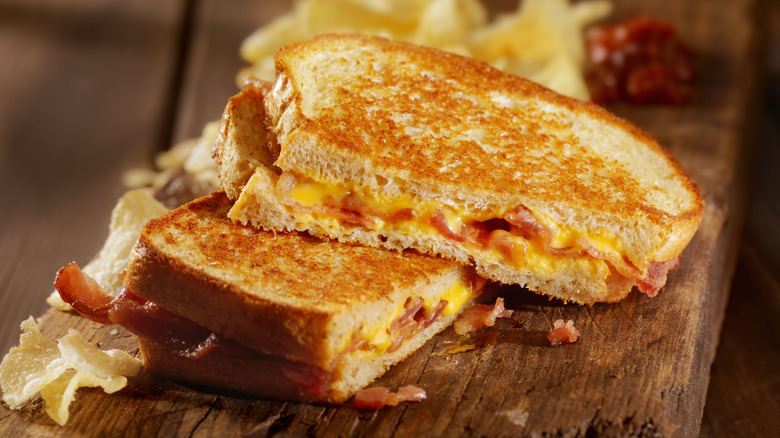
[222,33,703,305]
[124,191,483,403]
[213,80,275,200]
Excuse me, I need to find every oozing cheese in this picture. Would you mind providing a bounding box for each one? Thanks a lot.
[285,174,629,274]
[439,281,470,317]
[533,210,625,259]
[289,178,351,205]
[365,299,407,351]
[363,280,473,352]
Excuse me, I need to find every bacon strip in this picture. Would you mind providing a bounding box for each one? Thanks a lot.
[280,362,332,399]
[428,210,464,242]
[453,297,513,336]
[54,262,115,324]
[635,256,680,297]
[547,319,579,346]
[504,205,549,240]
[383,276,487,353]
[386,297,430,353]
[354,385,427,409]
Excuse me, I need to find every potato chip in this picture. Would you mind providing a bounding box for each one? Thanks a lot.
[413,0,486,48]
[40,369,128,426]
[572,0,612,29]
[297,0,419,41]
[236,0,612,100]
[468,0,611,99]
[0,318,142,425]
[240,14,298,64]
[527,52,591,102]
[58,330,141,378]
[0,317,68,408]
[183,121,221,189]
[47,189,168,311]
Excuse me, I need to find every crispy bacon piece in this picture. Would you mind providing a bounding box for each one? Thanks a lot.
[387,297,426,353]
[280,362,332,399]
[504,205,550,240]
[276,173,374,228]
[55,262,116,324]
[276,176,683,299]
[486,229,526,262]
[353,385,427,409]
[453,297,514,336]
[108,289,224,359]
[635,256,680,297]
[386,385,427,406]
[428,210,464,242]
[419,300,447,330]
[547,319,580,346]
[353,386,389,409]
[56,263,228,359]
[341,193,416,224]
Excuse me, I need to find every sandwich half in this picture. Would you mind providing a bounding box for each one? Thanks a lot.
[55,191,485,403]
[219,33,704,305]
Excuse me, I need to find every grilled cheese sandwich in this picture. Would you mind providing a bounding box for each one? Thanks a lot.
[216,33,703,305]
[55,191,486,403]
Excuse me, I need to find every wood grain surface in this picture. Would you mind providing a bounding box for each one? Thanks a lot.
[0,0,775,436]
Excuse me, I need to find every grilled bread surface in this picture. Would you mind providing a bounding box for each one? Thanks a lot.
[213,81,275,200]
[124,191,473,403]
[269,34,701,260]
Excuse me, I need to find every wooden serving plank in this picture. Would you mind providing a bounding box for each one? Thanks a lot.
[0,0,762,436]
[700,245,780,436]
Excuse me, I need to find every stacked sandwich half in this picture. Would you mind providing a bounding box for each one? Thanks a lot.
[57,33,702,404]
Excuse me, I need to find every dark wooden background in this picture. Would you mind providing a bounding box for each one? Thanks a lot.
[0,0,777,436]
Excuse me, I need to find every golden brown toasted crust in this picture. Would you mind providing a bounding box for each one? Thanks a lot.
[124,191,467,370]
[213,82,274,200]
[138,286,468,404]
[268,33,703,265]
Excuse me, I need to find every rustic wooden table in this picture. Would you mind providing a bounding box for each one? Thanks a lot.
[0,0,777,436]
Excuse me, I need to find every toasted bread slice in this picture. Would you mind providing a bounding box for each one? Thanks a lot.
[213,80,275,200]
[124,191,483,403]
[224,33,703,304]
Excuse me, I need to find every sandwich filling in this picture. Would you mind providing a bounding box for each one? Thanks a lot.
[276,171,678,297]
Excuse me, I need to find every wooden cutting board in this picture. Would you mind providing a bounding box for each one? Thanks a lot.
[0,0,762,436]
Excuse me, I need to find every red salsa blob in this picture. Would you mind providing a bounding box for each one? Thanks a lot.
[584,15,694,105]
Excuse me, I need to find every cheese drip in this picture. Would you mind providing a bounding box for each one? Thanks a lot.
[285,173,631,274]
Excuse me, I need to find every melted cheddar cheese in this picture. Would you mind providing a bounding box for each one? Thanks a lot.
[361,279,473,353]
[285,174,631,275]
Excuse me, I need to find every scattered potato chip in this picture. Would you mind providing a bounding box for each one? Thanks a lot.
[469,0,611,99]
[0,317,142,426]
[58,330,142,378]
[412,0,486,48]
[39,369,128,426]
[235,0,489,85]
[123,120,222,194]
[236,0,611,100]
[46,189,168,311]
[182,120,221,189]
[0,318,68,408]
